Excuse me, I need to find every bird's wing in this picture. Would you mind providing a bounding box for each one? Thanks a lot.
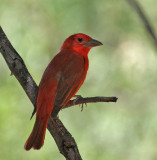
[36,50,88,118]
[36,74,59,120]
[52,54,87,116]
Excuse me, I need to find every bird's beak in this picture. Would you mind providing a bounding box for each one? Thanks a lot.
[85,39,103,47]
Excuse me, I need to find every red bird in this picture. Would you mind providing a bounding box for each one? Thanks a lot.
[24,33,102,150]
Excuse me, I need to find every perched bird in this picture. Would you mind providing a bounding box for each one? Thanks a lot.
[24,33,102,150]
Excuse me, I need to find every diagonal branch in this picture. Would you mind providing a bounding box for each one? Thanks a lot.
[0,26,82,160]
[126,0,157,48]
[0,26,117,160]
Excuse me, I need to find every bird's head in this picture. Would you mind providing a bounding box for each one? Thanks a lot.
[61,33,103,56]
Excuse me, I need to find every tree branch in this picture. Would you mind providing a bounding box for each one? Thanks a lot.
[0,26,117,160]
[65,96,117,109]
[126,0,157,48]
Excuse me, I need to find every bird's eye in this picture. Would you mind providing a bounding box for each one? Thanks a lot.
[78,38,83,42]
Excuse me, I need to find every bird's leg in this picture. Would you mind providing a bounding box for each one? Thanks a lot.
[73,95,87,111]
[80,102,87,112]
[73,95,83,105]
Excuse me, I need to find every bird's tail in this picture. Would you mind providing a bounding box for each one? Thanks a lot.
[24,116,49,150]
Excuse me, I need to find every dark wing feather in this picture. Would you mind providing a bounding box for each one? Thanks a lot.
[52,53,87,116]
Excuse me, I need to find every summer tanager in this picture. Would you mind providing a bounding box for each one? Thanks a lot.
[24,33,102,150]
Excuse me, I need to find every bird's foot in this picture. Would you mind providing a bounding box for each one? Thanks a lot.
[80,102,87,112]
[73,95,83,105]
[73,95,87,111]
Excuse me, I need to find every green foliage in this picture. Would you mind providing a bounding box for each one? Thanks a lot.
[0,0,157,159]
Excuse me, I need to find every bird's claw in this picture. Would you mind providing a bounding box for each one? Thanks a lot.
[73,95,83,105]
[80,102,87,112]
[73,95,87,111]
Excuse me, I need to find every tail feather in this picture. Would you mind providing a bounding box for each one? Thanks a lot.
[24,117,49,151]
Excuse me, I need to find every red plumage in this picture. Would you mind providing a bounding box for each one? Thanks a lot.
[24,33,102,150]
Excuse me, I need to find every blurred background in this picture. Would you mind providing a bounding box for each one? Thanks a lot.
[0,0,157,159]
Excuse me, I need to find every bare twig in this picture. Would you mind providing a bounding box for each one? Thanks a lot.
[0,26,118,159]
[127,0,157,47]
[65,96,117,109]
